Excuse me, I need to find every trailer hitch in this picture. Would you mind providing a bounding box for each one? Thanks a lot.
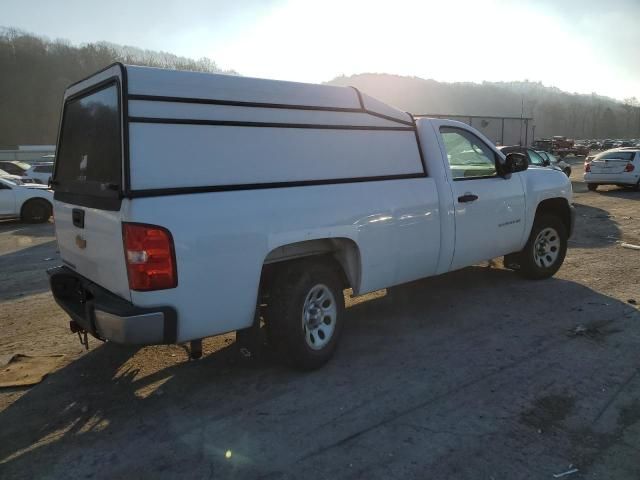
[70,321,89,350]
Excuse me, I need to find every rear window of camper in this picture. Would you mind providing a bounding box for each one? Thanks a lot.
[55,82,121,197]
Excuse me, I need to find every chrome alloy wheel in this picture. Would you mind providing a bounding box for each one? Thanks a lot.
[533,227,560,268]
[302,284,337,350]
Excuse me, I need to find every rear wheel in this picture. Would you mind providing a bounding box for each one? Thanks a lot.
[21,199,52,223]
[265,259,345,370]
[587,183,598,191]
[517,214,567,280]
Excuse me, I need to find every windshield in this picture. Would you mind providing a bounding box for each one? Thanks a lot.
[527,149,546,166]
[546,152,560,163]
[535,150,549,161]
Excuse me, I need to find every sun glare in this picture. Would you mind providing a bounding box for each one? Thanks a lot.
[211,0,634,99]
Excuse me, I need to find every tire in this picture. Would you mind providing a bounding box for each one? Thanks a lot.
[265,258,345,370]
[587,183,598,192]
[517,214,568,280]
[21,199,52,223]
[563,168,571,177]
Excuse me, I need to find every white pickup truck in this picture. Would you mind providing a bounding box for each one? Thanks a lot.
[48,64,574,369]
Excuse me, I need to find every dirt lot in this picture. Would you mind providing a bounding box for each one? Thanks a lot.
[1,163,639,479]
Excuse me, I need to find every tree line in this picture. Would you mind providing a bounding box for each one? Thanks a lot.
[329,74,640,140]
[0,29,235,146]
[1,28,638,145]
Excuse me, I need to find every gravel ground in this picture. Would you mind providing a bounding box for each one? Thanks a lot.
[1,162,639,479]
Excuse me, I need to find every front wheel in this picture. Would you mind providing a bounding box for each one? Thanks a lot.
[265,259,345,370]
[517,214,568,280]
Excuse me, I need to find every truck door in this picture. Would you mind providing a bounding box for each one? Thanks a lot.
[436,125,526,270]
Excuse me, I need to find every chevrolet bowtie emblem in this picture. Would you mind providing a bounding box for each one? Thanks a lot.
[75,235,87,249]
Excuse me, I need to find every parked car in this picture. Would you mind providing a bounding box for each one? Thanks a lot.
[0,168,39,184]
[497,146,571,177]
[574,144,590,157]
[584,149,640,191]
[25,162,54,185]
[48,64,574,370]
[0,161,34,179]
[0,177,53,222]
[536,150,572,177]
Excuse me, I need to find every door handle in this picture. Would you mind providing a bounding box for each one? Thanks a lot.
[72,208,85,228]
[458,194,478,203]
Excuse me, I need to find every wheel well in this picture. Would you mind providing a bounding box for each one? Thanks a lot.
[535,198,571,233]
[20,197,52,218]
[261,238,361,293]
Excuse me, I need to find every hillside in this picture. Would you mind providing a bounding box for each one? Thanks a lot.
[0,29,235,145]
[328,74,640,140]
[1,28,638,145]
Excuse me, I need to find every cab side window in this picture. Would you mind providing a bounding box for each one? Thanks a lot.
[440,127,497,180]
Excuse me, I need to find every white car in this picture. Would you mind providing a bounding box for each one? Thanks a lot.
[0,161,30,176]
[0,177,53,223]
[25,162,54,185]
[48,64,574,369]
[0,167,40,184]
[584,149,640,191]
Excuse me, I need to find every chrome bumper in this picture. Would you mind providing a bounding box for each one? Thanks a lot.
[48,266,177,345]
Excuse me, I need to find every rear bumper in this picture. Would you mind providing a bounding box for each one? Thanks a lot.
[584,172,639,185]
[48,266,177,344]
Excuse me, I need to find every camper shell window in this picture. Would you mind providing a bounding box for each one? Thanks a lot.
[54,81,122,209]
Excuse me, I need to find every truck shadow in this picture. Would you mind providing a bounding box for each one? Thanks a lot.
[595,188,640,202]
[0,219,55,238]
[0,240,59,301]
[571,202,621,248]
[0,267,638,478]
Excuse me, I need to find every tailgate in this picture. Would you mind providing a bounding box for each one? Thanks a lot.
[590,159,628,174]
[54,202,131,300]
[589,151,636,174]
[51,68,131,300]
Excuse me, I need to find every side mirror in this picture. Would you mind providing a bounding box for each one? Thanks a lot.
[502,152,528,175]
[543,159,551,167]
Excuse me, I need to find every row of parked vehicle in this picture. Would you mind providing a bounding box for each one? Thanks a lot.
[527,138,640,191]
[0,159,54,184]
[0,159,54,223]
[498,146,572,177]
[579,139,640,151]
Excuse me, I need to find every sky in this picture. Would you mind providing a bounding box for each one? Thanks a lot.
[2,0,639,101]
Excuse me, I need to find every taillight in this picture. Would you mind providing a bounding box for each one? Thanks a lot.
[122,223,177,291]
[584,162,591,172]
[624,163,635,172]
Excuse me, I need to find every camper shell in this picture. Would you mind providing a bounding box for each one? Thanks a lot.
[54,63,425,205]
